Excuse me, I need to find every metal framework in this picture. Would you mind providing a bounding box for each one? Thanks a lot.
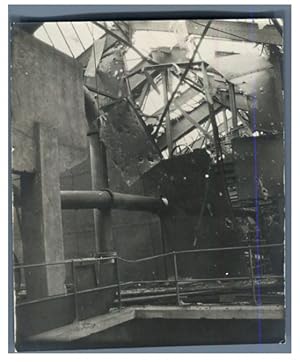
[28,19,283,161]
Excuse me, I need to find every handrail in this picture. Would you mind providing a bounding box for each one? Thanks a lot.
[14,242,284,314]
[13,242,283,269]
[117,243,283,263]
[13,255,115,270]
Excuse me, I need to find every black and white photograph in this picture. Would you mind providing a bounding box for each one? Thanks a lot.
[9,7,290,352]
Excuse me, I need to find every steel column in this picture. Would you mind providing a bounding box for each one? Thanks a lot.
[172,252,181,306]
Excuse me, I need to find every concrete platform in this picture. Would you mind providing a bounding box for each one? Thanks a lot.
[27,304,284,344]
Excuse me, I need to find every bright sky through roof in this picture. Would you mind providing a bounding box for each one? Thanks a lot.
[35,19,272,60]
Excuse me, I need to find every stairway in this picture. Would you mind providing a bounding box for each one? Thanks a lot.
[212,158,240,206]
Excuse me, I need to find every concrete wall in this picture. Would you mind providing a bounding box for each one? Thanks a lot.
[11,27,87,174]
[11,28,92,300]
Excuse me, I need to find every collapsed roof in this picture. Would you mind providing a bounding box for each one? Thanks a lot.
[28,19,283,160]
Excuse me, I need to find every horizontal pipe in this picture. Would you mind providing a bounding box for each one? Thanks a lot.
[60,190,168,213]
[61,191,111,209]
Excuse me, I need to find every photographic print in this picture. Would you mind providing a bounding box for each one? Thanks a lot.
[9,8,289,352]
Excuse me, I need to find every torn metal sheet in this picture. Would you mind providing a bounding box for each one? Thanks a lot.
[86,45,161,185]
[101,99,161,186]
[84,36,106,77]
[77,33,118,68]
[84,47,127,107]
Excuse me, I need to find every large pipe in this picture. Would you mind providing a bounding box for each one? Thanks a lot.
[84,86,113,253]
[61,190,168,213]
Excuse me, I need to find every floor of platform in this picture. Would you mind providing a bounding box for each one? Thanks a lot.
[28,304,284,344]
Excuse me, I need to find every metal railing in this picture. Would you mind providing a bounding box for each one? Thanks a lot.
[13,242,284,321]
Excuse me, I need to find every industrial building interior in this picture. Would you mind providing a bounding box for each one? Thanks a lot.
[11,18,285,351]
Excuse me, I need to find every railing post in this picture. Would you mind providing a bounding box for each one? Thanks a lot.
[72,260,79,320]
[115,256,122,310]
[172,251,181,305]
[248,245,257,305]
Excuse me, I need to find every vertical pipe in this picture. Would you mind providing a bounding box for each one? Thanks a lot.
[248,245,257,305]
[97,142,113,253]
[159,215,169,280]
[115,256,122,310]
[88,132,103,254]
[72,260,79,321]
[84,87,113,254]
[173,252,181,305]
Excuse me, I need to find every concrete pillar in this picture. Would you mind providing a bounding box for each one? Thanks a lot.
[21,123,66,299]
